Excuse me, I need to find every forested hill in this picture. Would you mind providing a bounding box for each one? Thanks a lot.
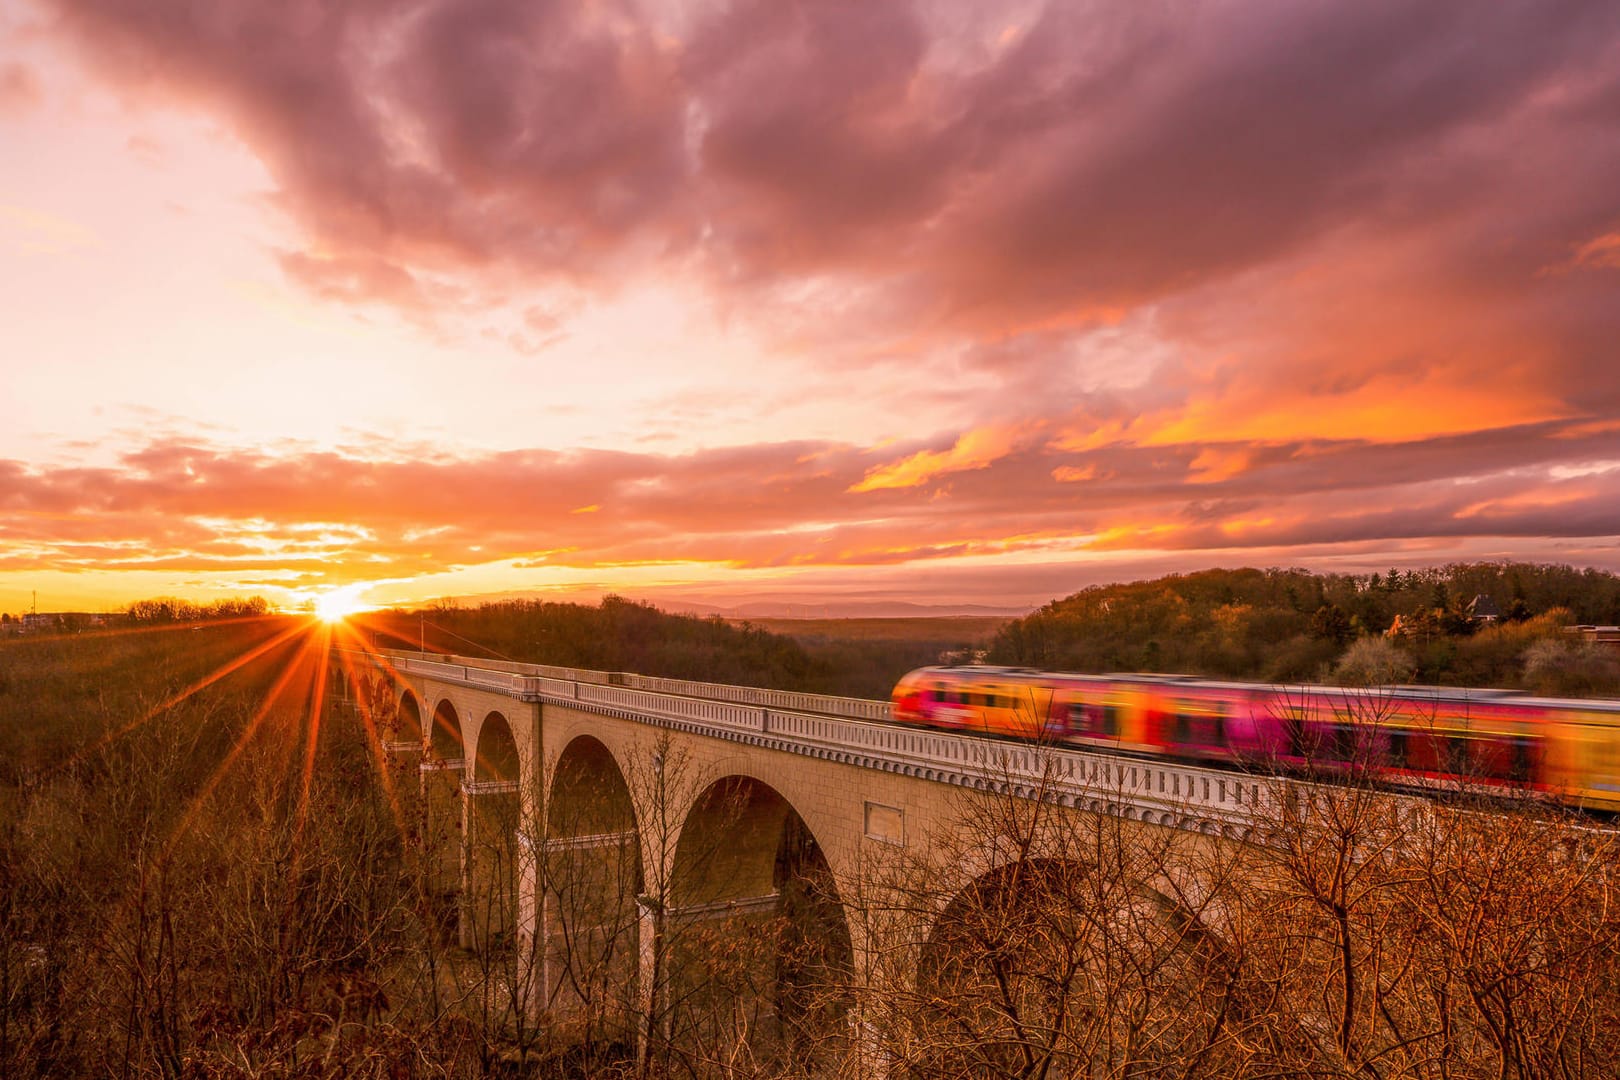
[988,564,1620,693]
[362,596,970,700]
[365,564,1620,700]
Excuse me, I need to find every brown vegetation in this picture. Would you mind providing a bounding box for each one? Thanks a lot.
[8,614,1620,1078]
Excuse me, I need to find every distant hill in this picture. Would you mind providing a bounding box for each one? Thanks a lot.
[746,616,1010,644]
[988,562,1620,692]
[424,587,1031,620]
[666,599,1028,619]
[362,562,1620,698]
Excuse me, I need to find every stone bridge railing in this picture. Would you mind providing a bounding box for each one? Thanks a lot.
[384,651,1273,837]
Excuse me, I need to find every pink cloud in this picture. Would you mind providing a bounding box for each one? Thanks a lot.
[18,0,1620,606]
[0,61,41,114]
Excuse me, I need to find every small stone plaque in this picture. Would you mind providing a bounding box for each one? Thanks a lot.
[864,801,905,845]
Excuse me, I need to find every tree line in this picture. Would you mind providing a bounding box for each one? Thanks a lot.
[366,563,1620,703]
[123,595,272,625]
[990,562,1620,695]
[362,596,961,701]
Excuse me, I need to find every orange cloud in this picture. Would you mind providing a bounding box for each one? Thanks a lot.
[1186,447,1255,484]
[1573,231,1620,270]
[1051,464,1097,484]
[850,424,1034,492]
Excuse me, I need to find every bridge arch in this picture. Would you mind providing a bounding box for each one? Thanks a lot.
[396,690,423,744]
[472,711,520,783]
[463,711,522,950]
[419,697,467,945]
[667,774,854,1067]
[912,844,1239,1077]
[543,735,643,1046]
[429,698,464,762]
[548,735,639,842]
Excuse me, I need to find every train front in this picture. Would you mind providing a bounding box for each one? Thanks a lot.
[891,668,929,724]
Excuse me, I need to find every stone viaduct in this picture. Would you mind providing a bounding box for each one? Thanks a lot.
[344,648,1277,1059]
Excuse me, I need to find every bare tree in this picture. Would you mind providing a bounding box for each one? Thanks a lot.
[849,745,1260,1080]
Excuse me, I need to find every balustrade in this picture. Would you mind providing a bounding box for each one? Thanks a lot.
[376,650,1268,833]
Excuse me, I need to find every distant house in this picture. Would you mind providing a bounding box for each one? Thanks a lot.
[1468,594,1501,623]
[1569,625,1620,648]
[15,612,102,634]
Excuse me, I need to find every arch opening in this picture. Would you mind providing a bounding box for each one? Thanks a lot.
[396,690,423,745]
[913,854,1237,1077]
[473,712,519,783]
[419,698,466,946]
[663,776,854,1071]
[543,736,643,1058]
[465,712,522,952]
[429,699,464,761]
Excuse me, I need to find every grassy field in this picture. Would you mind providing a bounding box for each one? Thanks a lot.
[0,616,430,1076]
[0,616,312,777]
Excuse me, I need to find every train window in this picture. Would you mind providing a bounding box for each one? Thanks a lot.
[1445,736,1470,774]
[1072,702,1121,737]
[1069,702,1100,735]
[1387,730,1409,769]
[1472,736,1537,782]
[1410,734,1442,772]
[1280,708,1307,757]
[1172,710,1192,743]
[1330,723,1355,762]
[1511,736,1535,782]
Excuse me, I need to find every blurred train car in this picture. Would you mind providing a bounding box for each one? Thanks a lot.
[890,665,1620,812]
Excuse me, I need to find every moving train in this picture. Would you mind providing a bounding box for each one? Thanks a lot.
[890,665,1620,812]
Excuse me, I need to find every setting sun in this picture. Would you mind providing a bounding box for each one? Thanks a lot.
[313,588,368,623]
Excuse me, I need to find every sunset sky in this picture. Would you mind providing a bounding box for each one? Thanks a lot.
[3,0,1620,616]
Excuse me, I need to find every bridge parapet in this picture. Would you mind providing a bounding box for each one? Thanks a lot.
[389,652,1273,835]
[393,653,887,719]
[616,673,890,721]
